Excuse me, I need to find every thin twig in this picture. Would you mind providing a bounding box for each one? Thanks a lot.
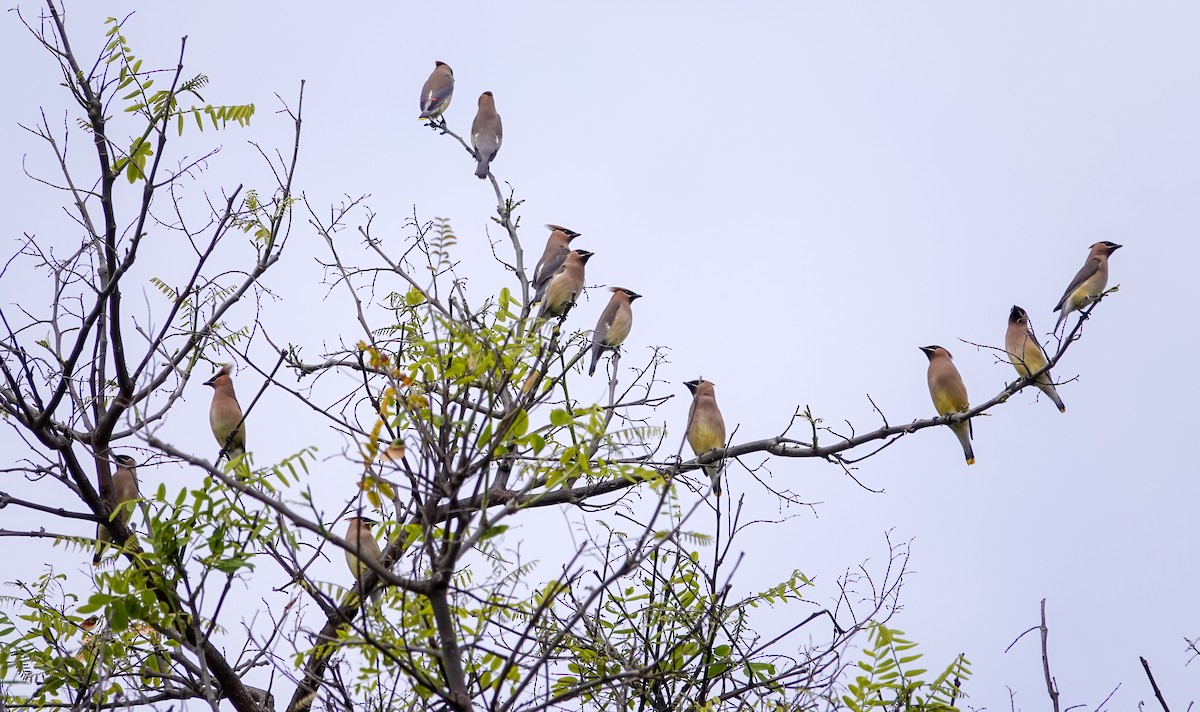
[1140,657,1172,712]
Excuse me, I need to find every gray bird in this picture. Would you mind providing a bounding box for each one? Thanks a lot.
[588,288,641,376]
[1053,241,1122,332]
[1006,305,1065,413]
[471,92,503,179]
[684,379,727,495]
[93,454,140,565]
[418,61,454,121]
[531,225,581,305]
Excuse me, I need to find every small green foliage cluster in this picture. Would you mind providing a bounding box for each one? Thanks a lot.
[102,16,254,184]
[843,623,971,712]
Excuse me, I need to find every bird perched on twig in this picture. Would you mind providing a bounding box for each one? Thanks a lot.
[471,92,502,179]
[919,346,974,465]
[418,61,454,123]
[344,515,384,603]
[531,225,581,306]
[1006,305,1065,413]
[588,288,641,376]
[205,363,246,460]
[538,250,594,319]
[93,454,140,565]
[684,379,727,495]
[1053,241,1122,333]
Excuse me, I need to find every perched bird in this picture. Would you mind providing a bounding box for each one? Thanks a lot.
[684,379,727,495]
[344,516,384,602]
[1006,305,1066,413]
[538,249,593,319]
[1053,241,1122,332]
[418,61,454,121]
[471,92,503,179]
[588,288,641,376]
[531,225,581,305]
[204,363,246,459]
[93,454,140,565]
[919,346,974,465]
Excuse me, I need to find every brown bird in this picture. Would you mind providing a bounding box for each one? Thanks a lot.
[204,364,246,460]
[684,379,727,495]
[471,92,503,179]
[538,249,593,319]
[531,225,581,305]
[345,515,384,603]
[919,346,974,465]
[93,454,140,565]
[418,61,454,121]
[588,288,641,376]
[1053,241,1122,332]
[1006,305,1066,413]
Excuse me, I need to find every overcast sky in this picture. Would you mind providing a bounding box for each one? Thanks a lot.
[2,2,1198,708]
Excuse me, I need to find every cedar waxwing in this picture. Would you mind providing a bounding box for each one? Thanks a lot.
[418,61,454,121]
[471,92,502,179]
[919,346,975,466]
[344,516,384,602]
[1006,305,1066,413]
[1053,241,1122,332]
[531,225,581,305]
[204,363,246,459]
[684,379,727,495]
[93,454,139,565]
[538,250,593,319]
[588,288,641,376]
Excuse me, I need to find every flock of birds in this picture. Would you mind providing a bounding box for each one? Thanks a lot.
[91,61,1124,599]
[413,61,731,500]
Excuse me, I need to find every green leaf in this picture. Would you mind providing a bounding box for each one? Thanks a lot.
[108,600,128,630]
[549,409,572,427]
[506,409,529,438]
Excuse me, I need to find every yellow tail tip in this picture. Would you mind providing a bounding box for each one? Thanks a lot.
[966,458,976,466]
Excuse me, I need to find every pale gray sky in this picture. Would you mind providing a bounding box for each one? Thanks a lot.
[2,2,1197,708]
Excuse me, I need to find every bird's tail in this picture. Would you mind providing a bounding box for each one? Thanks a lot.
[951,421,975,465]
[707,463,724,496]
[1038,382,1067,413]
[587,345,602,376]
[529,283,546,309]
[1053,308,1068,334]
[92,525,110,566]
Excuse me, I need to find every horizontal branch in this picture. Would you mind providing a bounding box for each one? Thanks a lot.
[0,490,98,522]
